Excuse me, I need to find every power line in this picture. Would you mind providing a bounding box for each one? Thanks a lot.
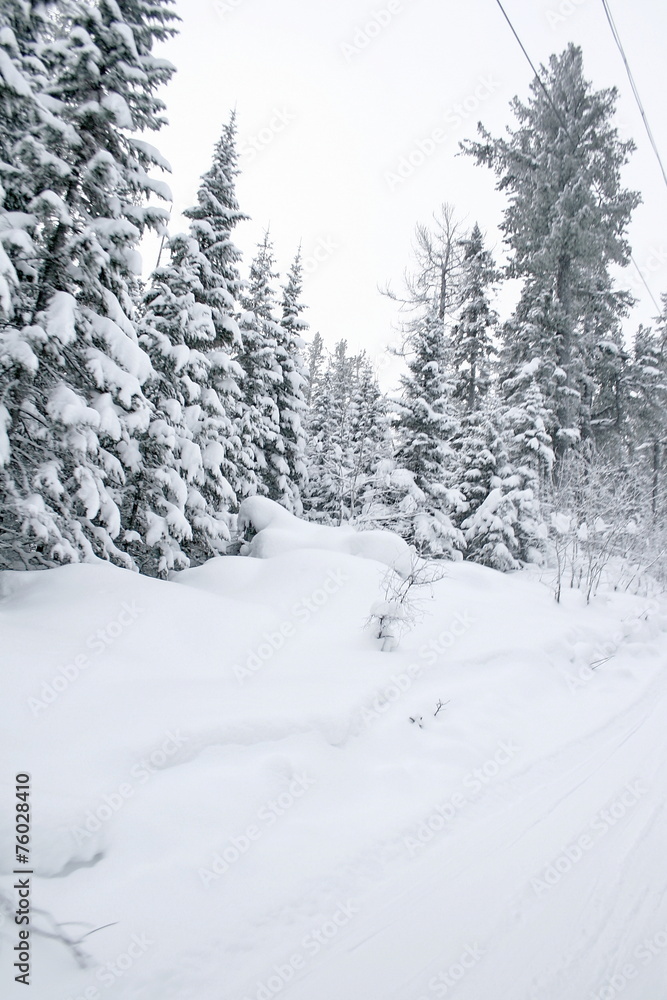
[600,0,667,192]
[492,0,572,139]
[492,0,662,315]
[632,257,661,313]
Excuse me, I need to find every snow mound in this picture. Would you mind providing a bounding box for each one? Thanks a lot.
[238,496,414,576]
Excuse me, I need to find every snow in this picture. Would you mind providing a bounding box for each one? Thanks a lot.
[87,313,153,388]
[101,93,134,130]
[128,139,172,173]
[2,521,667,1000]
[0,402,10,466]
[0,48,32,97]
[47,384,100,429]
[43,291,77,347]
[239,496,414,576]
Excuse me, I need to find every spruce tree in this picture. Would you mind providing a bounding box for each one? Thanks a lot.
[302,339,355,524]
[451,224,497,413]
[629,310,667,518]
[0,0,179,570]
[134,114,247,572]
[464,44,639,457]
[393,307,464,558]
[454,404,521,570]
[236,231,284,501]
[276,248,309,513]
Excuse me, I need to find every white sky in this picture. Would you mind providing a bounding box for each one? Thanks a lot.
[146,0,667,387]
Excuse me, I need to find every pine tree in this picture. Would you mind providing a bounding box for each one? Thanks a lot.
[454,404,521,570]
[276,248,309,513]
[589,329,632,461]
[304,330,324,406]
[0,0,179,570]
[135,233,236,575]
[348,354,394,521]
[464,44,639,457]
[629,310,667,518]
[451,224,497,413]
[504,376,555,483]
[236,231,284,501]
[303,339,356,524]
[133,114,247,572]
[393,307,465,558]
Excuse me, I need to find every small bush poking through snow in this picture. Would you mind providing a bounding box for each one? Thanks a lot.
[367,551,446,651]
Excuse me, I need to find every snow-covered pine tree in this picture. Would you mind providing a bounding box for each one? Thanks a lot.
[348,353,394,522]
[629,309,667,518]
[133,114,247,572]
[275,248,309,513]
[180,109,248,504]
[454,403,520,570]
[236,230,285,501]
[451,223,497,413]
[463,44,639,458]
[302,341,392,526]
[304,330,324,406]
[588,328,633,462]
[135,233,233,575]
[0,0,179,570]
[503,374,555,499]
[393,306,465,558]
[302,338,356,524]
[0,0,84,568]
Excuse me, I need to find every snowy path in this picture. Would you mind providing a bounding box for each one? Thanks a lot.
[2,550,667,1000]
[282,668,667,1000]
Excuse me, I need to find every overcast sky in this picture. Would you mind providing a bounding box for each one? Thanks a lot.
[147,0,667,386]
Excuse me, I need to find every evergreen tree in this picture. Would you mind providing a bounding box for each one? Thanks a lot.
[304,330,324,406]
[135,233,237,575]
[302,339,356,524]
[453,404,521,570]
[302,342,393,526]
[629,310,667,518]
[589,330,632,461]
[451,224,497,413]
[464,44,639,457]
[133,114,247,572]
[276,248,309,513]
[236,230,284,500]
[393,306,465,558]
[0,0,179,570]
[503,376,555,484]
[348,354,394,521]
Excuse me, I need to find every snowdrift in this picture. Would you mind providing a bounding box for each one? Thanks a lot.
[2,529,667,1000]
[238,496,414,576]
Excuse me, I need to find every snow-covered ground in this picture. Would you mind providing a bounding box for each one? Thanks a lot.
[2,509,667,1000]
